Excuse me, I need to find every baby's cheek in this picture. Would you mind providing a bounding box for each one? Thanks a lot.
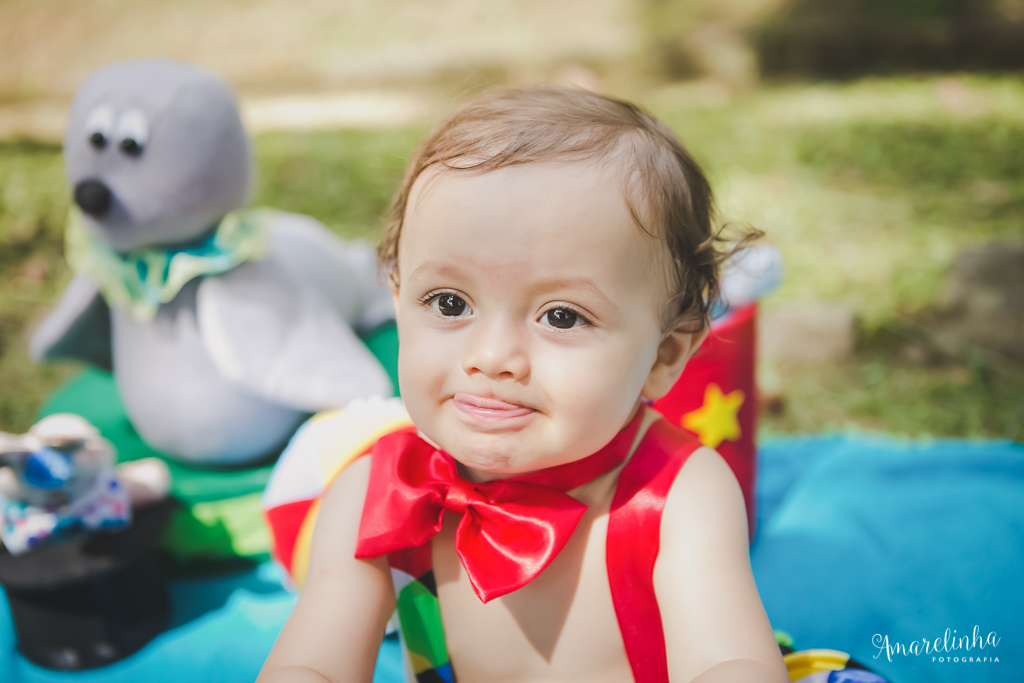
[544,351,637,443]
[397,327,449,418]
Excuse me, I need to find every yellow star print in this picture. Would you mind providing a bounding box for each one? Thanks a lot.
[682,383,745,448]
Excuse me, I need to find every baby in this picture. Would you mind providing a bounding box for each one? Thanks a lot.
[259,87,789,683]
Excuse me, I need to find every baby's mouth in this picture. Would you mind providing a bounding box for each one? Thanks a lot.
[452,392,535,420]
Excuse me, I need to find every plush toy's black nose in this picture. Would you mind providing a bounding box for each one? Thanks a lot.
[73,179,112,217]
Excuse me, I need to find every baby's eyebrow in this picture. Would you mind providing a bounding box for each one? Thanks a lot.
[408,261,472,282]
[529,277,617,311]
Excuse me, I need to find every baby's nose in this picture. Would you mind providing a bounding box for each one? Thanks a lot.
[462,319,530,381]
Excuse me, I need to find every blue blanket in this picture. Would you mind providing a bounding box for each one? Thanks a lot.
[751,435,1022,683]
[1,435,1019,683]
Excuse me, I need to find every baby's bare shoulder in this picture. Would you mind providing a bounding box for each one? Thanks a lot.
[656,445,751,588]
[308,456,373,568]
[652,446,787,682]
[663,446,748,540]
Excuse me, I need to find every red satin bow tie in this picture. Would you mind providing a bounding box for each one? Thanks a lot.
[355,409,644,603]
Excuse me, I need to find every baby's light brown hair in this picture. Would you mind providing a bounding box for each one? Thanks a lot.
[379,86,731,331]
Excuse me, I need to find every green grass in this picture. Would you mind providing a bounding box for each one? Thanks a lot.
[760,338,1024,441]
[651,75,1024,439]
[252,128,426,240]
[1,76,1022,439]
[0,139,77,432]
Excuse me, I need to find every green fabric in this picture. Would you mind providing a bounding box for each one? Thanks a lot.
[362,321,400,397]
[161,493,271,563]
[395,577,449,669]
[66,207,272,322]
[774,630,794,648]
[35,322,401,569]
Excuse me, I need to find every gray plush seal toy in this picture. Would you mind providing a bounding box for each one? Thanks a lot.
[30,59,393,466]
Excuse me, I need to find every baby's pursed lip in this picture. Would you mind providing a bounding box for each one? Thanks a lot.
[452,392,535,420]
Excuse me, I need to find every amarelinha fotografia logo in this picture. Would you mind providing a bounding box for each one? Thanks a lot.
[873,625,1001,665]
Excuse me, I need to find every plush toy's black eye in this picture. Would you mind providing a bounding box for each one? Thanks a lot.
[114,109,148,157]
[84,104,114,152]
[119,138,143,156]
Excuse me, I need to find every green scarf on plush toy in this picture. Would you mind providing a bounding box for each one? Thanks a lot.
[65,206,272,322]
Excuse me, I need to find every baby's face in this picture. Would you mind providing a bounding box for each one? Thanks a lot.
[395,161,676,478]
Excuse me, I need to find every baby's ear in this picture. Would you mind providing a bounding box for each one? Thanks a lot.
[641,323,710,401]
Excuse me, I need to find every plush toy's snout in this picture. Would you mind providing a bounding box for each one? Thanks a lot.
[73,179,112,217]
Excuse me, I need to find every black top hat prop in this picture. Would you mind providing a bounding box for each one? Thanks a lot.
[0,497,176,670]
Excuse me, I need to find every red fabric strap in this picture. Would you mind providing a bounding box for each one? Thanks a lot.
[607,418,702,683]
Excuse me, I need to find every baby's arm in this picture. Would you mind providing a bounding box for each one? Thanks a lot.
[258,457,395,683]
[654,447,790,683]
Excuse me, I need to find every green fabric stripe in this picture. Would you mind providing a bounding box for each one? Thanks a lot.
[396,577,449,669]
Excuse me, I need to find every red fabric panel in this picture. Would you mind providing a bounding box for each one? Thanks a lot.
[607,419,701,683]
[653,303,758,541]
[264,497,315,573]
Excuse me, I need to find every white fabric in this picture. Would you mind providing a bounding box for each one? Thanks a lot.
[197,258,393,413]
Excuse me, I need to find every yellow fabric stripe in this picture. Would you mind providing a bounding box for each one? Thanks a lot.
[309,408,343,425]
[783,649,850,681]
[291,496,321,589]
[321,417,414,487]
[407,650,432,674]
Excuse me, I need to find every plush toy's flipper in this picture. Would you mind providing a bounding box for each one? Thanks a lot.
[197,257,393,413]
[29,274,112,371]
[268,211,394,333]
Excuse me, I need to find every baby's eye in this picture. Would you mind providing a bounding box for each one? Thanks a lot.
[539,307,588,329]
[431,293,470,317]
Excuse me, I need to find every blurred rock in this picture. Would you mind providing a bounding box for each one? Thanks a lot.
[934,241,1024,362]
[759,303,855,362]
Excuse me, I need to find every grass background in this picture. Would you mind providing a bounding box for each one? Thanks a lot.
[1,76,1022,440]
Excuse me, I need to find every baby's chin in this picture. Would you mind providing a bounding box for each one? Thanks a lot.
[438,433,546,481]
[441,433,518,475]
[448,437,591,483]
[418,411,581,479]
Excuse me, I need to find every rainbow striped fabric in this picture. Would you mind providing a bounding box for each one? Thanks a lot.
[387,545,453,682]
